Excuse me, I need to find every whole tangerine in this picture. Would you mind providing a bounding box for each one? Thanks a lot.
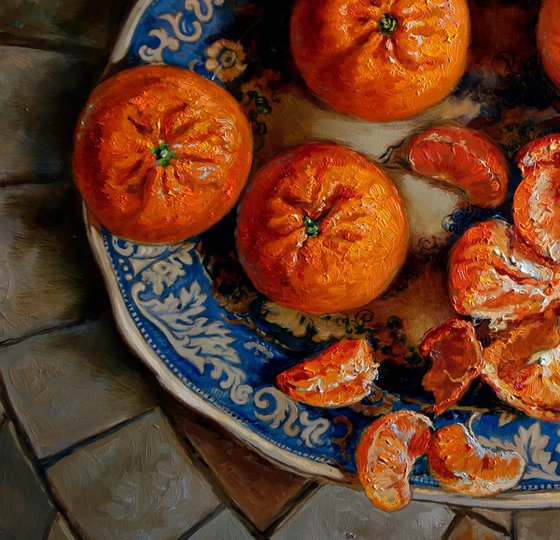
[236,143,409,313]
[290,0,470,122]
[538,0,560,92]
[73,65,253,244]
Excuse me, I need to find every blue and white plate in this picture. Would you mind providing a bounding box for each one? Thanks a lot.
[86,0,560,507]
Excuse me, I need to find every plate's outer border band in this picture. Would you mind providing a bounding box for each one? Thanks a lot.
[86,0,560,509]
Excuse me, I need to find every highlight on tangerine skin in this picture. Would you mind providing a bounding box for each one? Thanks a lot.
[356,411,432,512]
[427,423,526,497]
[448,218,560,325]
[481,310,560,421]
[276,339,378,408]
[235,143,409,314]
[73,65,253,244]
[407,126,509,208]
[538,0,560,92]
[420,318,483,415]
[290,0,470,122]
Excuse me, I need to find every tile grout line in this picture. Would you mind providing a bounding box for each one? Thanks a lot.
[440,510,465,540]
[177,503,226,540]
[0,31,108,57]
[0,384,84,540]
[463,508,511,537]
[511,509,518,540]
[0,318,94,352]
[260,481,321,538]
[38,408,156,470]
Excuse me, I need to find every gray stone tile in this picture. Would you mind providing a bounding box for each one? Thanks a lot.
[0,46,94,181]
[0,0,127,50]
[0,421,55,539]
[189,509,253,540]
[0,317,155,458]
[272,484,454,540]
[0,183,101,342]
[47,514,76,540]
[515,509,560,540]
[48,408,221,540]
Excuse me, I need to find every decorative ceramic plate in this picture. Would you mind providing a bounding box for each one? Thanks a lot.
[86,0,560,507]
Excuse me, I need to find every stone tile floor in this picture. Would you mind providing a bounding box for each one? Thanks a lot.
[0,0,557,538]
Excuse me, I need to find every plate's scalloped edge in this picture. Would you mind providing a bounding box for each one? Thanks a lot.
[86,0,560,509]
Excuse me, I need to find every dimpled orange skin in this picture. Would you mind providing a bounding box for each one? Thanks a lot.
[236,143,409,313]
[428,424,526,497]
[276,339,378,408]
[538,0,560,92]
[356,411,432,512]
[420,318,483,415]
[482,310,560,422]
[514,135,560,264]
[73,65,252,244]
[448,219,560,324]
[407,126,509,209]
[290,0,470,122]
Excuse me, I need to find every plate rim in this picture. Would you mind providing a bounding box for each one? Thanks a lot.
[86,0,560,509]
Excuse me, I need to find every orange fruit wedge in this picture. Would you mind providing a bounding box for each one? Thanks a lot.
[513,135,560,264]
[448,219,560,324]
[420,318,483,415]
[428,423,526,497]
[276,339,378,408]
[356,411,432,512]
[407,126,509,208]
[482,310,560,421]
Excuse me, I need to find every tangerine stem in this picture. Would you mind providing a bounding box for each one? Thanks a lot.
[303,215,321,237]
[151,141,175,167]
[379,13,398,37]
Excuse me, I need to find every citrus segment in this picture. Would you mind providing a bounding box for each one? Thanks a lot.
[407,126,509,208]
[356,411,432,512]
[482,310,560,421]
[428,423,526,497]
[276,339,378,408]
[420,318,483,415]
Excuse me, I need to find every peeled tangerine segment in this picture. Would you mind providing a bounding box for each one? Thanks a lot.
[516,134,560,175]
[514,162,560,264]
[356,411,432,512]
[276,339,378,408]
[482,310,560,421]
[420,318,483,415]
[428,424,526,497]
[407,126,509,208]
[448,218,560,325]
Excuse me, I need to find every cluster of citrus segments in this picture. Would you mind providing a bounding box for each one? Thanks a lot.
[356,411,526,511]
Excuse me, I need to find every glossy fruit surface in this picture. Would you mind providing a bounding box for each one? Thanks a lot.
[276,339,378,407]
[407,126,509,208]
[428,423,526,497]
[482,310,560,421]
[356,411,432,512]
[290,0,470,121]
[538,0,560,91]
[448,219,560,324]
[420,318,483,415]
[236,143,409,313]
[73,65,252,243]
